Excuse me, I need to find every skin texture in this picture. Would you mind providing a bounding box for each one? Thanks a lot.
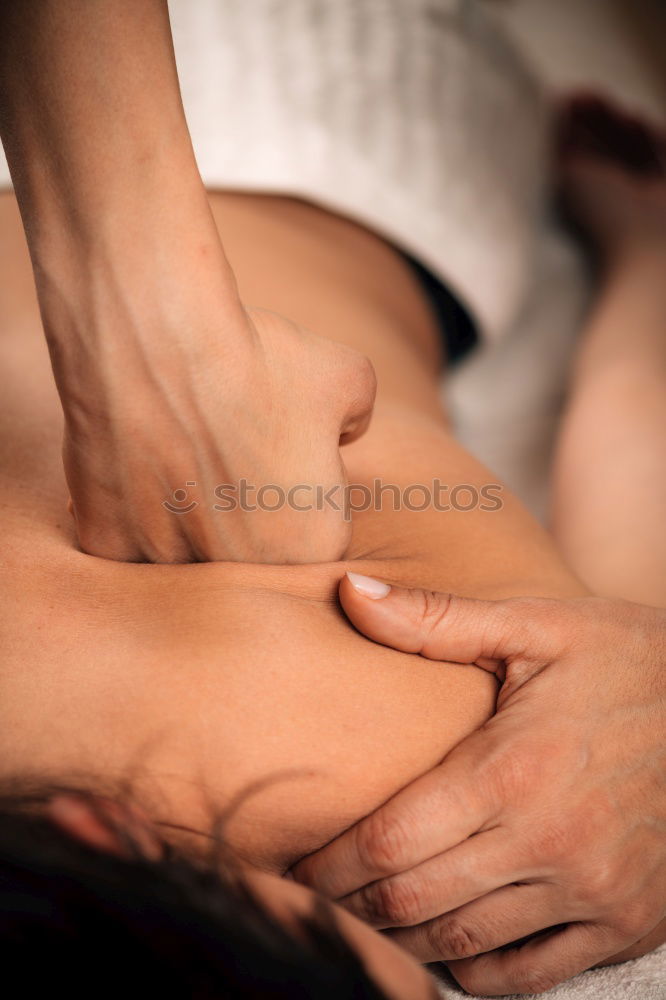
[295,578,666,995]
[0,4,662,988]
[293,98,666,994]
[2,95,664,994]
[0,0,376,563]
[0,189,581,884]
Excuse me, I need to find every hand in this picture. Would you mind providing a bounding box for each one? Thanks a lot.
[293,574,666,995]
[58,263,375,563]
[558,94,666,265]
[0,0,375,565]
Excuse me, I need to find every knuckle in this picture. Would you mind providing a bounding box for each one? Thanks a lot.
[367,876,422,926]
[580,860,622,905]
[414,589,453,645]
[345,353,377,411]
[436,917,486,960]
[356,809,412,876]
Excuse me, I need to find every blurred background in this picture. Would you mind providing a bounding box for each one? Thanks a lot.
[488,0,665,120]
[445,0,665,519]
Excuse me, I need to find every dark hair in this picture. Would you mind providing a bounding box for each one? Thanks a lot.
[0,791,389,999]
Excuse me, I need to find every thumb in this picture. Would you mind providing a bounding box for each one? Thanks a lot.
[341,572,563,669]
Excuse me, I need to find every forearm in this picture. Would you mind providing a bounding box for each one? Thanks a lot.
[0,1,244,405]
[0,0,202,246]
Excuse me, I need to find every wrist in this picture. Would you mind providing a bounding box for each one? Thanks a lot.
[36,218,250,418]
[23,142,208,261]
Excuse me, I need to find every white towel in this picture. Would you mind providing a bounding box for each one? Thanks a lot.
[0,0,584,517]
[0,0,552,346]
[445,0,666,520]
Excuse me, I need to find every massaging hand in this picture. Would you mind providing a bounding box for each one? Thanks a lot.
[59,261,375,563]
[0,0,375,564]
[294,576,666,995]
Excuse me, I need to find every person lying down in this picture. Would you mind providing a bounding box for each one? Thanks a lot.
[1,133,665,998]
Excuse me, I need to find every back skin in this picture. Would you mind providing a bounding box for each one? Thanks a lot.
[0,190,583,870]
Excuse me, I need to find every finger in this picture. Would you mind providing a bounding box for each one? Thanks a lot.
[595,918,666,966]
[338,830,524,929]
[340,573,564,668]
[292,730,495,898]
[449,922,623,997]
[386,882,565,962]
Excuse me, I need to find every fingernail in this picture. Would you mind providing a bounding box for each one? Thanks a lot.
[346,571,391,600]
